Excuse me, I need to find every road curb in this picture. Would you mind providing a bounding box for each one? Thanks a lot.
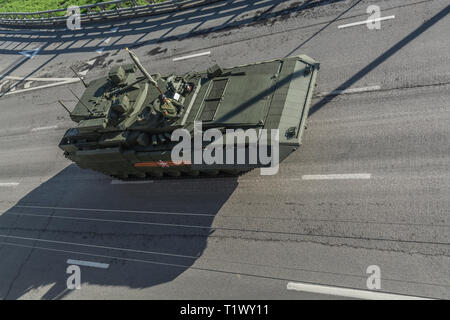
[0,0,224,28]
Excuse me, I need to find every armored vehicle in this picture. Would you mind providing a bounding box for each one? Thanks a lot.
[58,49,319,179]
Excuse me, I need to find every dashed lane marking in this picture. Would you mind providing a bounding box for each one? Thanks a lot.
[31,125,58,132]
[0,182,19,187]
[4,76,79,82]
[173,51,211,61]
[338,15,395,29]
[67,259,110,269]
[3,78,80,96]
[315,85,381,97]
[302,174,372,180]
[287,282,431,300]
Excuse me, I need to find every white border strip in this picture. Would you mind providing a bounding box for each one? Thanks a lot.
[302,173,371,180]
[338,15,395,29]
[173,51,211,61]
[67,259,109,269]
[287,282,431,300]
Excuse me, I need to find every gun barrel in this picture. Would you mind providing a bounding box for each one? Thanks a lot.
[126,48,158,88]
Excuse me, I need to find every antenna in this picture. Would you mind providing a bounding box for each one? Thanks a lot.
[68,88,93,115]
[69,66,88,88]
[57,100,72,115]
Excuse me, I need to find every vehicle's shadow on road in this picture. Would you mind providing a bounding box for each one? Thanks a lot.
[0,164,238,299]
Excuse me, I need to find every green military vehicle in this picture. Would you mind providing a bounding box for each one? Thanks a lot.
[58,49,319,179]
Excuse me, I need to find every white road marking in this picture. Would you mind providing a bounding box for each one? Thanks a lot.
[315,85,381,97]
[338,15,395,29]
[173,51,211,61]
[302,173,371,180]
[0,234,199,259]
[15,205,214,217]
[86,59,96,66]
[0,182,19,187]
[4,78,80,96]
[4,76,78,82]
[23,81,33,89]
[78,69,89,76]
[31,125,58,132]
[111,180,154,185]
[18,47,42,59]
[0,80,9,91]
[103,37,111,44]
[66,259,109,269]
[286,282,430,300]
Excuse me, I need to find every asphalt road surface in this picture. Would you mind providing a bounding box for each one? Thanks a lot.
[0,0,448,299]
